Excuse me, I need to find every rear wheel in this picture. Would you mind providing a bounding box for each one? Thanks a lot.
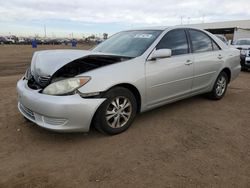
[208,71,228,100]
[93,87,137,135]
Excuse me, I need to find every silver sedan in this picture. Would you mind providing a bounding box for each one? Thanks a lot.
[17,26,241,135]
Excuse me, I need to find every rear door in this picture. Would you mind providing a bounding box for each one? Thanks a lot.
[188,29,223,92]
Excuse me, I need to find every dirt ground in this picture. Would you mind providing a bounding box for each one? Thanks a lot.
[0,45,250,188]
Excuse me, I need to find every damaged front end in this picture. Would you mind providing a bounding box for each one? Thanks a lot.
[25,53,132,94]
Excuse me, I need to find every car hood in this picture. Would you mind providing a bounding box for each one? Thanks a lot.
[31,49,125,77]
[31,49,92,76]
[233,45,250,50]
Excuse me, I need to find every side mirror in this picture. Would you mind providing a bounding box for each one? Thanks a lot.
[151,49,172,60]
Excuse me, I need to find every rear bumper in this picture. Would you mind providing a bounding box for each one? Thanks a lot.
[17,79,105,132]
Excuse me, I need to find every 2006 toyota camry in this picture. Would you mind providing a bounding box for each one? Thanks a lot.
[17,26,241,135]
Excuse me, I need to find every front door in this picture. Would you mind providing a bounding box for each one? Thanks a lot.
[146,29,194,108]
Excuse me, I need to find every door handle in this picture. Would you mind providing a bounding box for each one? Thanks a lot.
[218,54,223,59]
[185,60,193,65]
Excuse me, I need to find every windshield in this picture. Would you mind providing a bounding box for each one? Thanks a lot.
[92,30,162,57]
[235,40,250,45]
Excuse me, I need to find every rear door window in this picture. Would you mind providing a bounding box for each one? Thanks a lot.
[189,29,213,53]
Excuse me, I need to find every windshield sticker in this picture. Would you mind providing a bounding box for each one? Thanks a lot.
[134,34,153,39]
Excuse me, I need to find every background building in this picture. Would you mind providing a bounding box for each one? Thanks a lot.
[187,19,250,42]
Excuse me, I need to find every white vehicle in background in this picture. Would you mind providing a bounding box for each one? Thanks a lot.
[18,37,26,44]
[233,38,250,71]
[5,36,16,44]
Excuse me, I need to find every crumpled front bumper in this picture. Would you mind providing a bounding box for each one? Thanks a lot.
[17,78,105,132]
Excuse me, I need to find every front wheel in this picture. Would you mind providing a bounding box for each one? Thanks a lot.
[208,71,229,100]
[93,87,137,135]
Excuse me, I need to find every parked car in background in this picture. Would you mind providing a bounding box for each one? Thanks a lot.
[18,37,26,44]
[215,34,228,45]
[42,39,62,45]
[58,39,71,45]
[5,35,17,44]
[0,36,7,44]
[17,26,241,135]
[233,38,250,71]
[17,37,32,45]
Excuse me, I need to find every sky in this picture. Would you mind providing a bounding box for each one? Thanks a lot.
[0,0,250,38]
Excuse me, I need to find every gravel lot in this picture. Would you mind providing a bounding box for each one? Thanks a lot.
[0,45,250,188]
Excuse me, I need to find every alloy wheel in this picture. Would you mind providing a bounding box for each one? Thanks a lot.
[216,75,227,97]
[105,97,132,128]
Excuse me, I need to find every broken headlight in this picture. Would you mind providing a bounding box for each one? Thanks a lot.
[42,77,91,95]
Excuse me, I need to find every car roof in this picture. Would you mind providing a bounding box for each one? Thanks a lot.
[128,26,168,31]
[126,25,208,31]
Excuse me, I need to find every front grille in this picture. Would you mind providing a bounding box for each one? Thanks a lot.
[19,103,35,120]
[38,76,51,87]
[26,72,51,89]
[27,77,41,89]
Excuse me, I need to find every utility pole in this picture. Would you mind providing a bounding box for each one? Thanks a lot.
[44,25,47,38]
[181,16,183,25]
[202,15,205,23]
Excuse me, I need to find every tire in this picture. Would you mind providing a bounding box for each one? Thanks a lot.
[208,71,229,100]
[93,87,137,135]
[24,116,32,122]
